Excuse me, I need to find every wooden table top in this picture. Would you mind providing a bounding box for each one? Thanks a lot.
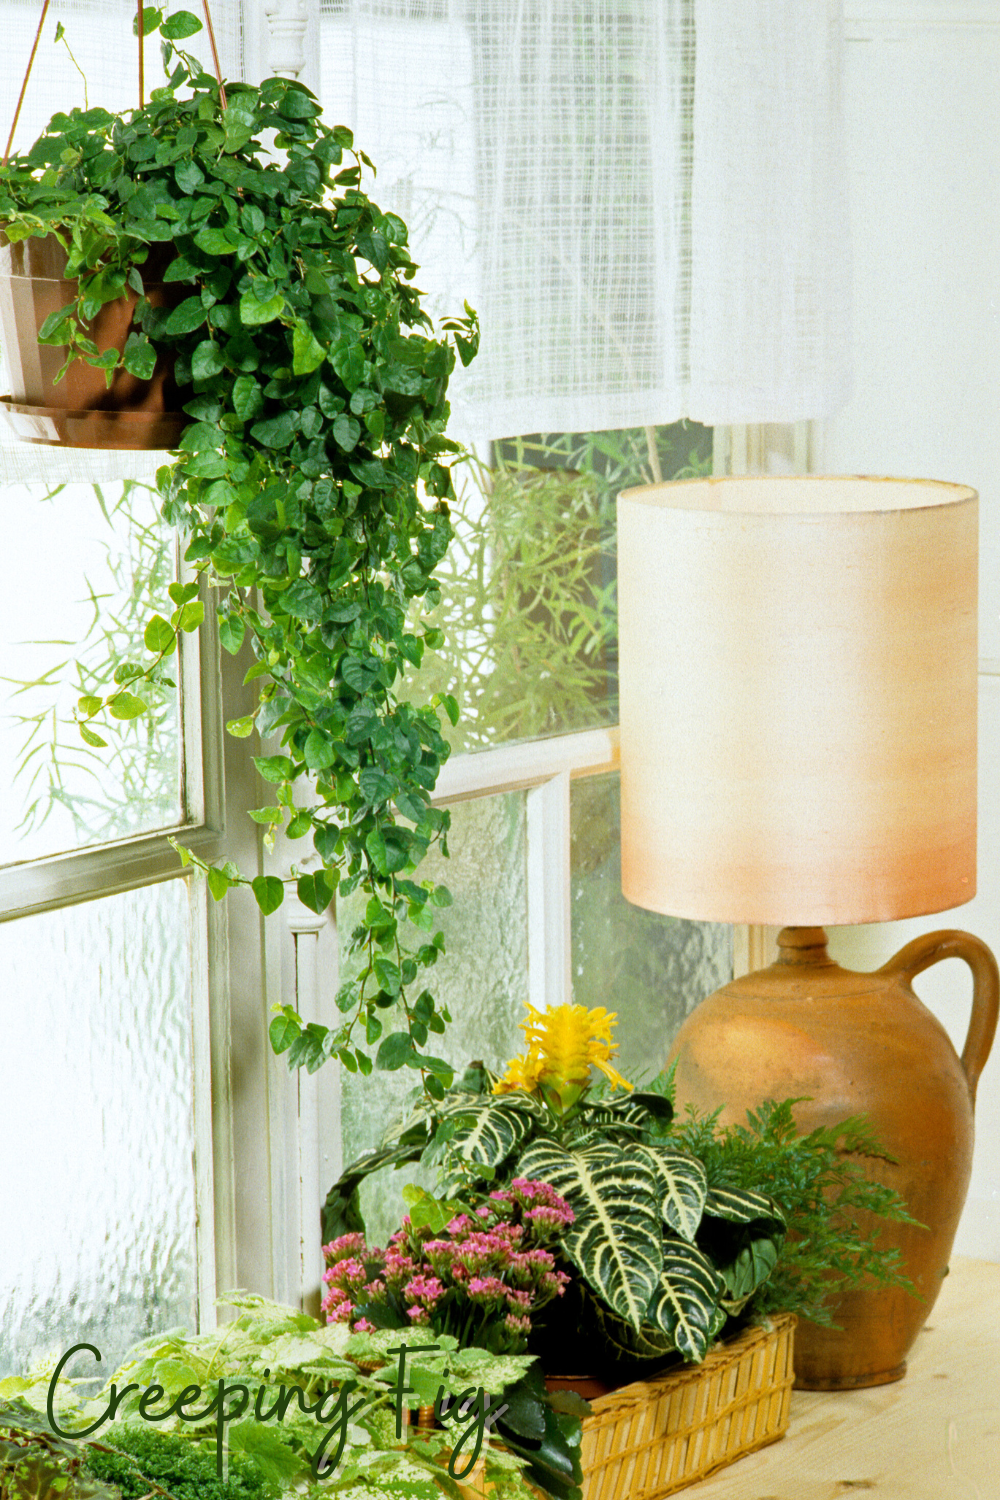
[687,1256,999,1499]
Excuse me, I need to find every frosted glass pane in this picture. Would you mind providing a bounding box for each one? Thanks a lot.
[339,791,528,1245]
[571,773,732,1081]
[0,879,199,1377]
[0,479,183,865]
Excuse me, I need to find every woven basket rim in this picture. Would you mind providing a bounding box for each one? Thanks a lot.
[584,1312,797,1417]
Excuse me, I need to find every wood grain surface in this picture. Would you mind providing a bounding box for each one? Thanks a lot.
[683,1256,998,1499]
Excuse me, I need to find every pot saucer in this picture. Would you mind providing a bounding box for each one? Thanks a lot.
[0,398,187,450]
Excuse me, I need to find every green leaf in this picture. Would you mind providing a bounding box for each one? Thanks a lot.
[143,614,176,654]
[255,753,296,784]
[169,580,200,606]
[440,1094,538,1170]
[226,715,255,738]
[77,695,103,719]
[703,1185,785,1225]
[192,338,226,379]
[251,412,298,448]
[373,957,401,996]
[359,767,395,805]
[219,613,246,654]
[175,599,205,632]
[646,1240,726,1362]
[240,289,285,325]
[253,875,285,915]
[332,413,361,451]
[164,296,207,336]
[207,865,232,900]
[293,321,326,375]
[194,227,237,257]
[304,727,337,770]
[123,331,157,380]
[175,159,205,195]
[517,1138,663,1330]
[297,870,333,914]
[231,375,265,421]
[107,691,148,720]
[376,1031,415,1071]
[160,8,202,37]
[79,723,108,748]
[639,1145,709,1243]
[270,1008,300,1053]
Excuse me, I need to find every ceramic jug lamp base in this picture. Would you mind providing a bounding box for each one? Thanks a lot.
[665,926,999,1390]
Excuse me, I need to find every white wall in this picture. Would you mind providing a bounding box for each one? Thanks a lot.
[819,1,1000,1259]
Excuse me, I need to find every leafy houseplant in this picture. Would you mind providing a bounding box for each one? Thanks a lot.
[2,1294,560,1500]
[0,11,480,1095]
[325,1003,790,1372]
[323,1001,919,1380]
[321,1178,575,1351]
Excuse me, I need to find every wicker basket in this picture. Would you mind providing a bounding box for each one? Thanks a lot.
[576,1314,796,1500]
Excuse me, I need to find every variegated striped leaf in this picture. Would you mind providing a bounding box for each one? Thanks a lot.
[438,1095,538,1168]
[639,1145,708,1243]
[703,1184,785,1225]
[517,1138,662,1330]
[647,1239,726,1362]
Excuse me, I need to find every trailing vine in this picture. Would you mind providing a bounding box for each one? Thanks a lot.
[0,12,480,1095]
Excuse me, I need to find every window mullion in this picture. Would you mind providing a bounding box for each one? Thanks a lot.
[526,771,572,1009]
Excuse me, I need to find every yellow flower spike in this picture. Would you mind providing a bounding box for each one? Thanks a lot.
[493,1001,633,1107]
[493,1048,548,1095]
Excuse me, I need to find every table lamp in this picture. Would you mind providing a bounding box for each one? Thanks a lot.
[616,475,999,1390]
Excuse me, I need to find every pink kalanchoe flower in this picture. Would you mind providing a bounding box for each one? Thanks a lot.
[331,1256,366,1284]
[504,1312,532,1334]
[328,1298,355,1324]
[467,1275,507,1302]
[321,1231,368,1262]
[525,1204,575,1231]
[506,1288,532,1311]
[405,1274,446,1306]
[445,1214,472,1234]
[353,1317,376,1333]
[407,1305,431,1325]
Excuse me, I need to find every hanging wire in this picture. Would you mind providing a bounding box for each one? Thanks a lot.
[201,0,228,109]
[3,0,51,168]
[3,0,229,169]
[138,0,145,108]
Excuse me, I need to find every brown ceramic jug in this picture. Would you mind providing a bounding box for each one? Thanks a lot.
[665,926,998,1389]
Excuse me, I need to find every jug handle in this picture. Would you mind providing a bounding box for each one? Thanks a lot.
[879,930,999,1105]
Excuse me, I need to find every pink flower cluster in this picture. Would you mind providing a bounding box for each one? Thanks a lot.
[321,1179,574,1355]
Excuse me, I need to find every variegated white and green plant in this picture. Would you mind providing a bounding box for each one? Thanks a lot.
[324,1067,786,1365]
[2,1292,552,1500]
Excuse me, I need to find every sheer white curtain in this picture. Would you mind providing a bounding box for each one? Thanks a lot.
[319,0,851,438]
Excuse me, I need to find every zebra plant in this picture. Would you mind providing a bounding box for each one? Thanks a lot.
[324,1006,786,1363]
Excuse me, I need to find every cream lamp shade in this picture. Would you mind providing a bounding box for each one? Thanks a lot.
[617,475,978,926]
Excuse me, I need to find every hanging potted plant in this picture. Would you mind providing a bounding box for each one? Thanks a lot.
[0,9,479,1094]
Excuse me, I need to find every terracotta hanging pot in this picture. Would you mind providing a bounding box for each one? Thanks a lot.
[0,231,188,448]
[665,926,999,1390]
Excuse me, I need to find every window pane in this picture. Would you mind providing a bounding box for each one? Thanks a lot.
[412,422,712,752]
[571,771,732,1080]
[338,789,528,1245]
[0,878,199,1376]
[0,479,183,865]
